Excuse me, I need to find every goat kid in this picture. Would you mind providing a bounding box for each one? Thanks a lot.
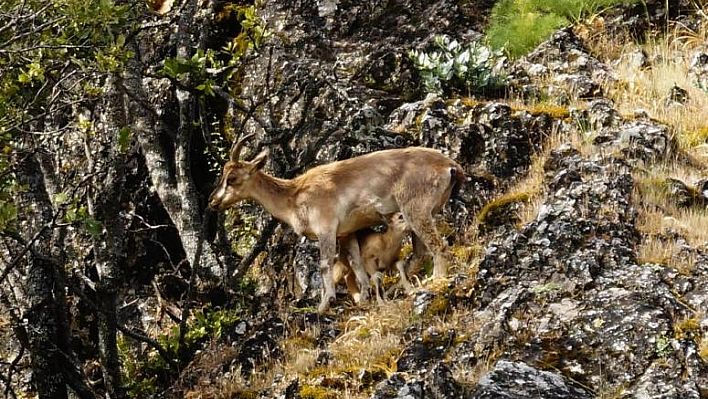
[333,212,414,304]
[209,134,465,313]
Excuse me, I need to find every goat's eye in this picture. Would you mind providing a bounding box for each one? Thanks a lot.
[227,177,238,185]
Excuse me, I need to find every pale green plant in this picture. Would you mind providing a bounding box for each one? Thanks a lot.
[409,35,505,96]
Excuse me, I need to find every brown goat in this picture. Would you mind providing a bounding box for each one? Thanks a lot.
[333,212,413,304]
[209,134,464,313]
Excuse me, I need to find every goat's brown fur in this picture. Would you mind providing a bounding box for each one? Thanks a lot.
[333,212,413,303]
[209,135,465,313]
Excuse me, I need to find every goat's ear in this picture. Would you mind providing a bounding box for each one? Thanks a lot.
[249,149,269,171]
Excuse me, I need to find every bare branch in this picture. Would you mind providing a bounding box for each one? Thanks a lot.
[0,226,50,284]
[0,2,54,39]
[1,346,22,399]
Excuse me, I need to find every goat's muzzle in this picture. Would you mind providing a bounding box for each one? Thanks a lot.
[208,192,224,210]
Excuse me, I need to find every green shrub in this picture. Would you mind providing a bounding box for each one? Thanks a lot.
[120,305,242,398]
[486,0,640,59]
[408,35,505,97]
[487,5,567,59]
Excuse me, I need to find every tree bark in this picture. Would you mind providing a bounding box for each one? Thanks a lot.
[91,75,128,399]
[14,148,67,399]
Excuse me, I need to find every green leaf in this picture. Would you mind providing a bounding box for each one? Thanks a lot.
[162,57,194,78]
[117,126,131,153]
[54,192,70,205]
[196,79,215,96]
[0,200,17,231]
[84,217,103,237]
[64,207,77,223]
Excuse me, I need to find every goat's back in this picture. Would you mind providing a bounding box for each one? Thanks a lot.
[295,147,463,196]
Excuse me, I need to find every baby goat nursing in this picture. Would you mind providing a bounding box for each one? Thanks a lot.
[333,212,414,304]
[209,134,464,313]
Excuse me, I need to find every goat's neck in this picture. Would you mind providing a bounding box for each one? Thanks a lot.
[247,171,298,226]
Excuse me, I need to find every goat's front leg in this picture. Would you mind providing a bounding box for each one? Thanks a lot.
[394,259,414,294]
[317,234,338,314]
[371,271,385,303]
[342,235,370,305]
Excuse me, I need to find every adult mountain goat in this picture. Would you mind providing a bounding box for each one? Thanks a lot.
[209,134,465,313]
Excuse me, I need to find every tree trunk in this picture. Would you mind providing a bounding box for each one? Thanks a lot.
[123,0,225,280]
[14,148,67,399]
[92,75,128,399]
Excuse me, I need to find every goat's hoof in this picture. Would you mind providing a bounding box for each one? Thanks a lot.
[317,295,336,314]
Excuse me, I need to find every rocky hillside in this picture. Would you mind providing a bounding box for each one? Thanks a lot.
[4,0,708,397]
[136,0,708,398]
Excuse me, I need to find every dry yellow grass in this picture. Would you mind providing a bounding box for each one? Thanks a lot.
[576,5,708,155]
[633,160,708,273]
[700,335,708,361]
[603,34,708,154]
[328,300,412,369]
[217,300,418,399]
[574,8,708,275]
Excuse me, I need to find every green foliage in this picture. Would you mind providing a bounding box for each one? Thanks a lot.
[161,5,269,95]
[56,194,104,237]
[0,139,16,231]
[221,4,269,61]
[0,0,137,237]
[655,333,674,358]
[183,305,241,345]
[409,35,505,97]
[118,126,132,153]
[487,5,567,59]
[0,0,134,108]
[0,174,17,231]
[162,50,213,79]
[486,0,639,58]
[120,305,242,398]
[151,306,241,369]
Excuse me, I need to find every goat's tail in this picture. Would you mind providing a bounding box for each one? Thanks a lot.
[449,164,466,199]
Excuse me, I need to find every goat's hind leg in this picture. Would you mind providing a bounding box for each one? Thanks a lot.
[342,235,371,304]
[371,271,385,303]
[401,207,450,278]
[333,257,362,303]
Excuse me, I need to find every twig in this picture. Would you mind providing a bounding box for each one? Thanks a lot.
[129,211,175,232]
[1,346,21,399]
[0,226,49,284]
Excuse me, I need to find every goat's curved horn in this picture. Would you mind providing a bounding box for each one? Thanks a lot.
[230,133,255,162]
